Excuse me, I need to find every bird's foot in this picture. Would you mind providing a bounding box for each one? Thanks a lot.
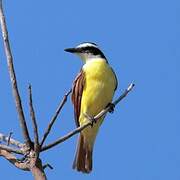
[84,113,96,127]
[90,117,97,127]
[107,103,115,113]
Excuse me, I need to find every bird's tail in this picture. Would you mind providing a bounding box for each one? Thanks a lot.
[73,133,93,173]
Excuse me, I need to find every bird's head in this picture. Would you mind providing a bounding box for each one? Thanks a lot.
[64,42,106,63]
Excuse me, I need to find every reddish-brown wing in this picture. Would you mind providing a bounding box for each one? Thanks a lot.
[71,69,85,127]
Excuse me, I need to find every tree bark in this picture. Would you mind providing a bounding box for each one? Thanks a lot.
[30,158,47,180]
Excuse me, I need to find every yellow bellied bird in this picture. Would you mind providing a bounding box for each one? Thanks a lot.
[65,42,118,173]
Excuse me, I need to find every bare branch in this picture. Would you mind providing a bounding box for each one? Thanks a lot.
[0,149,29,171]
[40,89,72,147]
[41,123,89,152]
[41,83,135,152]
[28,85,39,155]
[0,144,23,154]
[0,0,31,146]
[0,133,24,148]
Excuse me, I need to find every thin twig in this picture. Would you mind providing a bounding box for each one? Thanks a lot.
[7,132,13,146]
[40,89,72,147]
[28,85,39,155]
[0,0,31,146]
[0,144,23,154]
[113,83,135,106]
[0,133,24,148]
[43,163,54,170]
[41,83,135,152]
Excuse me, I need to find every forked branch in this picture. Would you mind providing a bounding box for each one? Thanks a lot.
[0,1,135,179]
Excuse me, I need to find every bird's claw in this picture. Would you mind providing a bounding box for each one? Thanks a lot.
[107,103,115,113]
[90,117,96,127]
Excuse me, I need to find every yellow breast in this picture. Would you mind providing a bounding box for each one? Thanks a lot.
[80,58,117,124]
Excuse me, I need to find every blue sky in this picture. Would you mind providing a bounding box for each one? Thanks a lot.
[0,0,179,179]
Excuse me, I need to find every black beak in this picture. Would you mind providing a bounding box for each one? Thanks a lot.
[64,48,78,53]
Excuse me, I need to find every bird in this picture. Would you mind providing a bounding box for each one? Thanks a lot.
[64,42,118,173]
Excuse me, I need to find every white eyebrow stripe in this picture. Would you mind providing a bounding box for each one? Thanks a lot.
[76,43,98,49]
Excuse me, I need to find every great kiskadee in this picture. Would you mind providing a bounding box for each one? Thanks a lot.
[65,42,118,173]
